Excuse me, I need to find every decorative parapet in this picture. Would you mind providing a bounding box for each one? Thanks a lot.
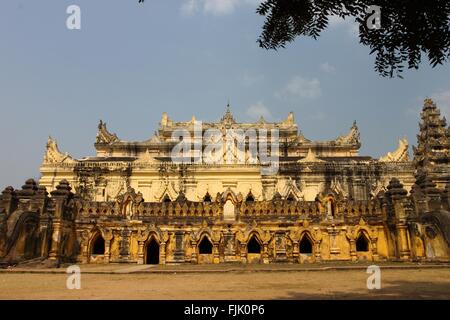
[379,138,409,162]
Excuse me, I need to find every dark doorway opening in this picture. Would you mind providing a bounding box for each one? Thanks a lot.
[247,236,261,254]
[92,235,105,255]
[198,236,213,254]
[146,239,160,264]
[299,236,313,254]
[356,234,369,252]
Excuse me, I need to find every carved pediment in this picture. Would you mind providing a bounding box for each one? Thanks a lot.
[298,149,325,163]
[379,138,409,162]
[334,121,360,146]
[96,120,119,144]
[279,178,304,200]
[43,137,76,164]
[135,149,158,164]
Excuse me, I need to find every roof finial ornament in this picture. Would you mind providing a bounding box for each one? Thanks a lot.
[96,120,120,144]
[221,100,236,124]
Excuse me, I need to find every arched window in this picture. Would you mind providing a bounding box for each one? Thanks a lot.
[92,234,105,255]
[163,195,171,203]
[287,193,295,202]
[246,193,255,202]
[203,193,212,203]
[198,236,213,254]
[247,235,261,254]
[356,233,369,252]
[299,235,313,254]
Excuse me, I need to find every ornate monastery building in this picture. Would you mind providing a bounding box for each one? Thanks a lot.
[1,98,449,265]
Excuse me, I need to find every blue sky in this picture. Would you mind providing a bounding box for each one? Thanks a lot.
[1,0,450,189]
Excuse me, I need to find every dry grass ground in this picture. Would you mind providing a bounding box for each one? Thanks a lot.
[0,264,449,300]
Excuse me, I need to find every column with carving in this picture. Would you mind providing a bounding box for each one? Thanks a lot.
[103,229,113,264]
[386,178,411,260]
[160,231,169,265]
[48,180,73,265]
[346,231,357,261]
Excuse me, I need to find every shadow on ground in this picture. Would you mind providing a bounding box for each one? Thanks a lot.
[277,280,450,300]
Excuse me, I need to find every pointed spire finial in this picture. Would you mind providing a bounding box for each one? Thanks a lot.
[221,100,235,124]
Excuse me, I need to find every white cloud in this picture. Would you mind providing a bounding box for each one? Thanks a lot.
[181,0,262,16]
[320,62,336,73]
[247,102,272,120]
[277,76,322,99]
[432,90,450,119]
[181,0,199,16]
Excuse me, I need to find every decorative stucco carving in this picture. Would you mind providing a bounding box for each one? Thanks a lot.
[298,149,325,163]
[334,121,361,146]
[279,177,304,200]
[96,120,119,144]
[281,112,295,127]
[43,137,76,164]
[135,149,158,164]
[379,138,409,162]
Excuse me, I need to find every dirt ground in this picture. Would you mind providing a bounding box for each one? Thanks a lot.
[1,265,449,300]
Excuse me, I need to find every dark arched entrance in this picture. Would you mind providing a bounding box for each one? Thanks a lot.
[146,238,160,264]
[198,236,213,254]
[247,235,261,254]
[356,233,369,252]
[299,235,313,254]
[92,234,105,255]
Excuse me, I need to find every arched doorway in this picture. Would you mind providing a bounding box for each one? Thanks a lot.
[146,238,160,265]
[92,234,105,255]
[247,235,261,254]
[299,235,313,254]
[356,233,369,252]
[198,236,213,254]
